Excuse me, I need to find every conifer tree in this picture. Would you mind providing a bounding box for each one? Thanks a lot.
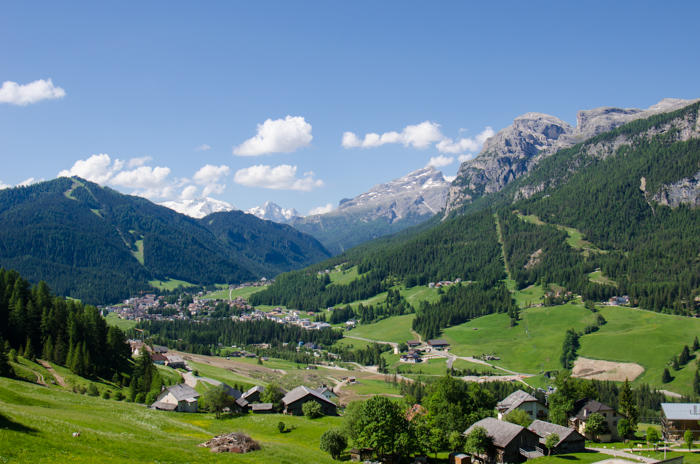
[0,335,12,378]
[43,334,54,362]
[681,345,691,365]
[618,379,638,427]
[662,368,672,383]
[66,342,74,370]
[694,370,700,395]
[693,336,700,352]
[24,336,35,361]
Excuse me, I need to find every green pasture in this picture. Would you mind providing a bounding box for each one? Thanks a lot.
[512,284,546,308]
[345,313,416,344]
[344,377,403,396]
[328,266,359,285]
[587,270,618,287]
[578,306,700,395]
[186,360,265,389]
[443,303,596,373]
[204,285,266,301]
[149,277,197,291]
[104,312,138,330]
[132,238,144,265]
[0,377,343,463]
[529,451,635,464]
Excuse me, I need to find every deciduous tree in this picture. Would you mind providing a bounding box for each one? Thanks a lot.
[320,427,347,460]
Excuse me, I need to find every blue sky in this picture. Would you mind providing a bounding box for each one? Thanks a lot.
[1,1,698,214]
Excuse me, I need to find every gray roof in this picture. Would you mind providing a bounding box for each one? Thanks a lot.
[572,398,616,421]
[164,384,200,401]
[463,417,528,448]
[316,386,338,397]
[661,403,700,420]
[497,390,542,415]
[235,397,249,407]
[150,401,178,411]
[251,403,274,411]
[242,385,264,399]
[428,339,449,346]
[221,384,242,399]
[527,420,584,446]
[282,386,335,406]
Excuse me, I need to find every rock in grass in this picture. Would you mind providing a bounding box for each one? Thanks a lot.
[199,432,260,454]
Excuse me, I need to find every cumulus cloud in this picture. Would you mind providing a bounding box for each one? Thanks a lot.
[58,154,125,184]
[194,144,211,151]
[444,175,456,183]
[0,181,12,190]
[17,177,42,186]
[427,155,454,168]
[0,79,66,106]
[308,203,334,215]
[342,121,443,150]
[234,165,324,191]
[128,156,153,168]
[343,123,494,155]
[192,164,230,196]
[234,116,313,156]
[458,153,476,163]
[111,166,171,189]
[180,185,199,200]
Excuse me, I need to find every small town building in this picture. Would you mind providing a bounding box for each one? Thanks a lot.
[150,384,200,413]
[406,340,421,348]
[282,386,338,416]
[150,353,167,365]
[164,354,186,368]
[463,417,541,463]
[242,385,264,403]
[661,403,700,441]
[316,385,339,401]
[251,403,275,414]
[569,398,623,443]
[152,345,168,354]
[427,339,450,350]
[230,397,249,414]
[527,420,586,455]
[448,453,471,464]
[496,390,548,421]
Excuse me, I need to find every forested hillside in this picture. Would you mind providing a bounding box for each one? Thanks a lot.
[0,178,330,303]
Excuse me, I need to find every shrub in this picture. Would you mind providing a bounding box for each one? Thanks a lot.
[102,390,111,400]
[113,391,125,401]
[320,427,347,460]
[278,421,285,433]
[302,401,323,419]
[87,383,100,397]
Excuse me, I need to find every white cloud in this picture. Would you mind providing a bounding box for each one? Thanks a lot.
[444,176,456,183]
[18,177,42,186]
[0,181,12,190]
[0,79,66,106]
[58,154,125,184]
[192,164,230,197]
[234,116,313,156]
[180,185,199,200]
[308,203,334,215]
[128,156,153,168]
[427,155,454,168]
[458,153,476,163]
[234,165,324,191]
[343,123,494,155]
[194,144,211,151]
[343,121,443,150]
[111,166,171,190]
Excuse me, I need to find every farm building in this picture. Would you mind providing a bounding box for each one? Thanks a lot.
[496,390,548,421]
[282,386,337,416]
[242,385,264,403]
[427,339,450,350]
[661,403,700,441]
[251,403,275,414]
[315,385,338,401]
[527,420,585,455]
[463,418,541,463]
[150,384,200,413]
[569,398,623,443]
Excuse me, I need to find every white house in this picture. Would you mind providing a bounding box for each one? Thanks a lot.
[150,384,200,412]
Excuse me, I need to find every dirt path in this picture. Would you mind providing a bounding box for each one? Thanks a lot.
[33,370,47,386]
[38,360,67,387]
[586,447,659,463]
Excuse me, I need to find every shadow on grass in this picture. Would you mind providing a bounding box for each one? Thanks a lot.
[0,413,38,434]
[554,456,582,460]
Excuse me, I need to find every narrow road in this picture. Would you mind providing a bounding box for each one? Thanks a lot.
[586,447,659,463]
[344,336,398,349]
[38,360,67,387]
[33,370,47,386]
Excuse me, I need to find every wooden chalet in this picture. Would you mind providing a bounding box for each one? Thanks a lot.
[281,386,337,416]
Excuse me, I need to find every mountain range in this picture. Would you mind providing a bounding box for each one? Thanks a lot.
[291,166,450,254]
[159,197,237,218]
[0,178,330,303]
[247,201,303,224]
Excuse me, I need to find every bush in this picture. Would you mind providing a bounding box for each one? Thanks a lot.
[302,401,323,419]
[87,383,100,397]
[134,392,146,404]
[192,370,199,377]
[320,427,347,460]
[113,391,125,401]
[102,390,111,400]
[278,421,285,433]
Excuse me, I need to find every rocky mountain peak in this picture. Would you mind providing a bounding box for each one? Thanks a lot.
[247,201,302,224]
[159,197,237,219]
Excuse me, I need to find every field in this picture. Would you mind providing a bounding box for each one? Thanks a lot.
[512,284,546,308]
[204,286,266,301]
[346,314,416,344]
[443,303,596,373]
[104,312,138,330]
[517,213,605,255]
[0,377,343,464]
[588,270,618,287]
[578,306,700,395]
[149,277,197,290]
[328,266,359,285]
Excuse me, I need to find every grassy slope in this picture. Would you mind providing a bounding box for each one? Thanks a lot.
[578,305,700,395]
[204,286,266,301]
[443,303,596,373]
[0,377,342,464]
[186,361,264,390]
[148,278,197,291]
[347,314,416,344]
[105,312,138,330]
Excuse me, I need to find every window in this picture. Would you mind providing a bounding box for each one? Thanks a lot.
[613,421,617,426]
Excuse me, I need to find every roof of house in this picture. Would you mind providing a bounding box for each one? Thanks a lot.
[527,420,584,446]
[164,384,200,401]
[235,397,249,407]
[497,390,543,415]
[150,353,168,362]
[661,403,700,420]
[222,384,242,399]
[150,401,178,411]
[463,417,530,448]
[282,386,336,407]
[316,386,338,398]
[428,339,449,346]
[242,385,265,399]
[251,403,274,411]
[164,354,184,363]
[571,398,616,421]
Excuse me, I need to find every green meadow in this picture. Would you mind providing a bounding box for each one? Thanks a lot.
[443,303,596,373]
[0,377,343,464]
[148,277,197,291]
[204,286,266,301]
[105,312,138,330]
[346,314,416,344]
